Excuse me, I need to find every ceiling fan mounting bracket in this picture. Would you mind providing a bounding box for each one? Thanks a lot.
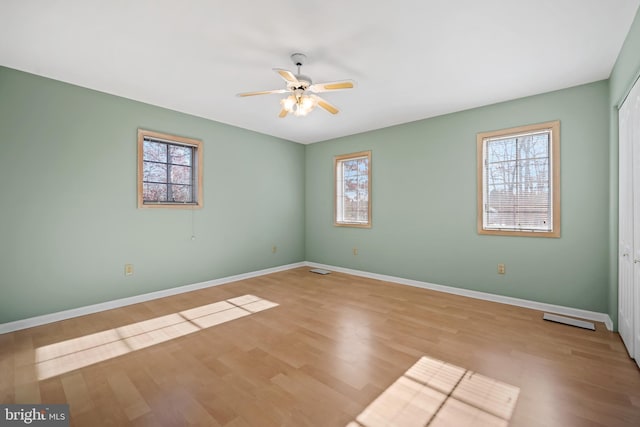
[290,53,307,67]
[289,53,311,87]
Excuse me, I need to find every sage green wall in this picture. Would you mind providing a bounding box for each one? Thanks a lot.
[0,66,305,324]
[306,81,610,313]
[0,49,625,326]
[608,8,640,328]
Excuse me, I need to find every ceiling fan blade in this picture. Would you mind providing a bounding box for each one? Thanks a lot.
[273,68,299,84]
[312,95,339,115]
[308,80,355,93]
[237,89,288,97]
[278,108,289,118]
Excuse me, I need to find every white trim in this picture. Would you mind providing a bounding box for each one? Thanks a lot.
[0,260,615,334]
[616,66,640,109]
[305,262,615,331]
[0,262,305,334]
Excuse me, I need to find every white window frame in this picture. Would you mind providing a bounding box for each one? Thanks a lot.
[137,129,203,209]
[334,151,372,228]
[477,121,560,237]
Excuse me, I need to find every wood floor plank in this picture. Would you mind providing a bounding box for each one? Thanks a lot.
[14,334,41,405]
[61,372,94,416]
[107,371,150,421]
[1,267,639,426]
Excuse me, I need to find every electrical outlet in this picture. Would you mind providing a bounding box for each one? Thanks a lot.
[497,263,505,275]
[272,245,277,254]
[353,247,358,256]
[125,264,134,276]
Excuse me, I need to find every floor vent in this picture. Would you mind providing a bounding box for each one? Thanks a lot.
[543,313,595,331]
[310,268,331,275]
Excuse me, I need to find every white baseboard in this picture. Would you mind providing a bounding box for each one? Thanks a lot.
[0,262,305,334]
[305,262,615,331]
[1,260,615,334]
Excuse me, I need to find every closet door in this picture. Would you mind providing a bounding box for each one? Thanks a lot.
[619,92,634,358]
[631,80,640,366]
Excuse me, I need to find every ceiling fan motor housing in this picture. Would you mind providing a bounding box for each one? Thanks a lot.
[290,75,312,90]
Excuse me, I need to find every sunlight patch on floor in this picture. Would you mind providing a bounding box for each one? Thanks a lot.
[35,295,278,380]
[348,355,520,427]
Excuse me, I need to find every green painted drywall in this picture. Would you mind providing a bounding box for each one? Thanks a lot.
[0,66,305,324]
[608,8,640,329]
[305,81,610,313]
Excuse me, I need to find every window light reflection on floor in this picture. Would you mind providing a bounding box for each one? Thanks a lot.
[348,355,520,427]
[35,295,278,380]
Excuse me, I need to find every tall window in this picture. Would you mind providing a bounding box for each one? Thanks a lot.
[335,151,371,227]
[137,129,203,209]
[477,121,560,237]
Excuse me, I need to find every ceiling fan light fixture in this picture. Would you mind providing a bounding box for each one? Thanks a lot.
[280,94,316,117]
[296,95,316,116]
[281,95,296,112]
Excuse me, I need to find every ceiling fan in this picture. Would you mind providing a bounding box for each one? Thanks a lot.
[237,53,355,118]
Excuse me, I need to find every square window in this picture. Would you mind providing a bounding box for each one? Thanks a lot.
[137,129,203,209]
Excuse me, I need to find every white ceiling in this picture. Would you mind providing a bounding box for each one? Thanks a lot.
[1,1,638,144]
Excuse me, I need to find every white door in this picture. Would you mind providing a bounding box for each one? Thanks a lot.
[631,81,640,367]
[619,93,634,358]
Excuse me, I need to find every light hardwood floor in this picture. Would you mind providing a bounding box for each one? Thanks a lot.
[1,267,639,426]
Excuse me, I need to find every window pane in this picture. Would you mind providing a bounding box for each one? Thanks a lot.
[169,145,192,166]
[143,183,167,202]
[486,186,515,228]
[358,158,368,173]
[487,138,516,163]
[518,133,549,159]
[358,175,369,191]
[517,159,549,193]
[143,141,167,162]
[344,161,357,177]
[344,175,357,197]
[486,160,516,194]
[170,165,192,185]
[344,204,356,221]
[171,185,192,202]
[143,162,167,183]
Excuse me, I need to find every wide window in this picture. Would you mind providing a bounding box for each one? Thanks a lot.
[477,121,560,237]
[137,129,203,208]
[335,151,371,227]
